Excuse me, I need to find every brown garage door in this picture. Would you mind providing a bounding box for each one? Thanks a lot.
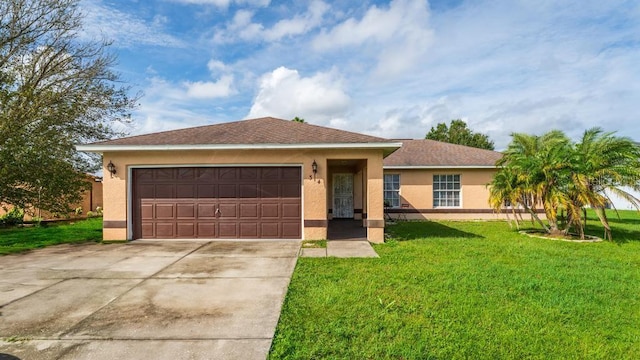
[132,167,301,239]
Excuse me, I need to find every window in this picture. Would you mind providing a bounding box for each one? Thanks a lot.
[384,174,400,208]
[433,174,461,207]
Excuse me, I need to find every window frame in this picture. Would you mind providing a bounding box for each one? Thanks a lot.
[383,173,401,208]
[433,174,461,208]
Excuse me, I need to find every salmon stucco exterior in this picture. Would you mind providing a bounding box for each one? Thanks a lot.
[77,117,508,243]
[382,139,503,220]
[77,117,401,243]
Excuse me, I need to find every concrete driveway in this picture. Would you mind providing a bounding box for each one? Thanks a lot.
[0,240,300,360]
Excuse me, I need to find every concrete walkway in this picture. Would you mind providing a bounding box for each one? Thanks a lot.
[299,240,379,258]
[0,240,299,360]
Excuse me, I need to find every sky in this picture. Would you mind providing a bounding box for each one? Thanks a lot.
[79,0,640,150]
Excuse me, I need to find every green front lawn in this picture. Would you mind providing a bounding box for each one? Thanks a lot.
[270,210,640,359]
[0,218,103,255]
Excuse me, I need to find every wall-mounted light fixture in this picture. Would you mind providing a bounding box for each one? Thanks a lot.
[312,160,318,180]
[107,160,117,178]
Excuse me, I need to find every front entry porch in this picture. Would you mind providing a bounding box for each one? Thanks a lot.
[327,220,367,240]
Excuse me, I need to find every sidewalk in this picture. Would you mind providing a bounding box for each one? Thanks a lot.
[299,240,379,258]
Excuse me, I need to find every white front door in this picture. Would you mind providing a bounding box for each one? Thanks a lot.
[333,173,354,218]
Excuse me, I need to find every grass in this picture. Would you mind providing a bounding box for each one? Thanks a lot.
[0,218,103,255]
[302,240,327,248]
[269,210,640,359]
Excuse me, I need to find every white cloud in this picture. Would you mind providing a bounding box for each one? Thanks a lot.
[248,67,350,122]
[312,0,433,76]
[207,60,228,73]
[263,1,329,41]
[169,0,270,7]
[213,10,264,42]
[213,1,329,43]
[184,75,236,99]
[79,0,183,48]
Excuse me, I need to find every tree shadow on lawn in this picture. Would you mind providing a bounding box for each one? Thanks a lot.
[584,224,640,244]
[386,221,483,241]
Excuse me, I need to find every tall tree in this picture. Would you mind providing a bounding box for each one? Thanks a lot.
[292,116,305,123]
[0,0,136,216]
[426,119,495,150]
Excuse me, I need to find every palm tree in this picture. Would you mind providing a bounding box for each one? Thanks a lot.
[569,128,640,240]
[491,128,640,240]
[495,130,571,234]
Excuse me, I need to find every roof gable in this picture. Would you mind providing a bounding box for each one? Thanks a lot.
[383,139,502,168]
[90,117,389,146]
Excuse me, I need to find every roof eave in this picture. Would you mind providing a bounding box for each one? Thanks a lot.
[383,165,498,169]
[76,142,403,153]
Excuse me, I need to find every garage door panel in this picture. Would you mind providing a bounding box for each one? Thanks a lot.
[218,203,237,218]
[155,204,175,219]
[240,223,258,237]
[282,222,301,238]
[260,203,279,218]
[218,184,237,198]
[261,168,279,179]
[155,184,175,198]
[260,223,279,237]
[282,203,301,218]
[239,184,258,198]
[177,168,196,180]
[196,168,216,181]
[176,203,195,218]
[281,183,301,198]
[197,223,215,237]
[154,169,175,181]
[176,222,195,237]
[156,223,175,237]
[219,168,238,180]
[138,184,155,198]
[133,167,301,239]
[282,168,301,180]
[141,223,154,237]
[141,203,154,220]
[240,203,258,218]
[136,169,155,182]
[176,184,195,198]
[260,184,279,198]
[218,223,238,237]
[197,203,216,218]
[197,184,216,198]
[240,167,258,179]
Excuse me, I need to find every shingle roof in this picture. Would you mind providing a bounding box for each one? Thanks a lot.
[90,117,391,146]
[383,139,502,167]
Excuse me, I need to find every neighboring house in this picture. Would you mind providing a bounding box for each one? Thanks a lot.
[0,175,103,221]
[76,117,505,243]
[382,140,502,220]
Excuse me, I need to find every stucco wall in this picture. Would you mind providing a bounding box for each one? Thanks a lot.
[101,148,385,242]
[0,176,103,221]
[383,168,501,220]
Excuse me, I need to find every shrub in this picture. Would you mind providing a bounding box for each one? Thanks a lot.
[0,207,25,226]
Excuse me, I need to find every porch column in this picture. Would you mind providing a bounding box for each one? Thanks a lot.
[303,158,328,240]
[366,155,385,243]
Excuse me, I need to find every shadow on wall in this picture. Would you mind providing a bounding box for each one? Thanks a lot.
[385,221,484,241]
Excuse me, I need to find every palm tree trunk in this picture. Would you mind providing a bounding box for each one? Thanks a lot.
[524,205,549,232]
[593,207,612,241]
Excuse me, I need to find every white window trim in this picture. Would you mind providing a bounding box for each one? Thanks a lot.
[433,174,462,208]
[384,173,401,208]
